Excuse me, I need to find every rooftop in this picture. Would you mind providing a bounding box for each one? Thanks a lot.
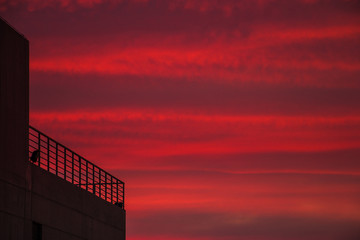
[29,125,125,209]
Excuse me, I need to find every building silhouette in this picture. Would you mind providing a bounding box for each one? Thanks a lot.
[0,17,126,240]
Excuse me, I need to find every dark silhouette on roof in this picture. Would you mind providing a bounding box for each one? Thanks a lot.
[30,149,40,163]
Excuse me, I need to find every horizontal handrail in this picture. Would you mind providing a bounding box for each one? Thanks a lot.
[28,125,125,209]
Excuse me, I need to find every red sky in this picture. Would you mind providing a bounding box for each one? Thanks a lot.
[2,0,360,239]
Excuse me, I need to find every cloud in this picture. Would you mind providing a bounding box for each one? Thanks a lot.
[30,72,360,113]
[28,40,360,83]
[112,167,360,229]
[29,106,360,166]
[126,210,360,240]
[1,0,125,12]
[26,25,360,85]
[4,1,359,240]
[3,0,359,89]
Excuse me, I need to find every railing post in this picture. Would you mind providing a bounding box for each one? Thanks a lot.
[99,169,102,198]
[105,173,107,201]
[64,149,67,180]
[123,182,125,208]
[116,180,119,204]
[55,143,58,175]
[71,152,74,184]
[47,137,50,170]
[111,176,113,204]
[79,157,82,187]
[37,131,41,167]
[86,161,88,191]
[38,132,41,167]
[92,165,95,194]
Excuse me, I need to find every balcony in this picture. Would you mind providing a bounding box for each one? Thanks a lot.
[28,126,125,209]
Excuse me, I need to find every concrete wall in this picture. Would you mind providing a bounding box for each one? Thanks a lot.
[30,165,125,240]
[1,17,125,240]
[0,17,30,240]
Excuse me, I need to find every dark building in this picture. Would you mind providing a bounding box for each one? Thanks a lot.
[0,17,126,240]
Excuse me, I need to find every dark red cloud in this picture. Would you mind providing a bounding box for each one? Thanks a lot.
[3,0,360,87]
[2,0,360,239]
[128,210,360,240]
[29,109,360,171]
[30,72,360,115]
[122,169,360,239]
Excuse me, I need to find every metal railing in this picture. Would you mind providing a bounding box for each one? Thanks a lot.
[28,126,125,209]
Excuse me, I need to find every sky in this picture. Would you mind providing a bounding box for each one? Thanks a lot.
[1,0,360,239]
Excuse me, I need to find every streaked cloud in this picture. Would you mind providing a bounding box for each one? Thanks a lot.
[2,0,360,239]
[128,210,360,240]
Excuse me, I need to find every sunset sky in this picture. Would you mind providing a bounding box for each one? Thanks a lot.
[1,0,360,239]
